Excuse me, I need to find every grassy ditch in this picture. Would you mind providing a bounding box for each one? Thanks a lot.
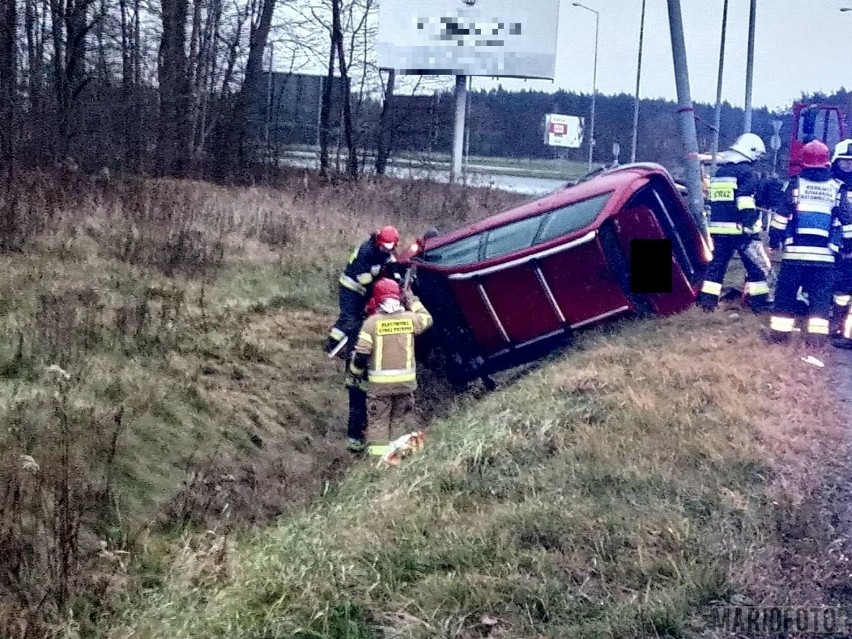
[111,302,847,638]
[0,170,525,636]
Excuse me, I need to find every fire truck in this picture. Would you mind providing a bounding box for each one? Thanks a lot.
[787,102,848,177]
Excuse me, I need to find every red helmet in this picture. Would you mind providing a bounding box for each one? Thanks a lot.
[371,278,401,305]
[376,226,400,251]
[801,140,830,168]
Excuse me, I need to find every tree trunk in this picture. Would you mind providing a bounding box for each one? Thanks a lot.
[331,0,356,177]
[233,0,275,174]
[374,68,394,176]
[0,0,15,179]
[318,32,333,177]
[157,0,191,176]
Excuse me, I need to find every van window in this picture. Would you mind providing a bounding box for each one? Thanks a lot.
[483,215,543,259]
[537,193,611,244]
[421,233,482,267]
[421,192,612,266]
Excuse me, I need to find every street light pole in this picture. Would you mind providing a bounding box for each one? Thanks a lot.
[630,0,646,164]
[743,0,757,133]
[710,0,729,174]
[573,2,599,172]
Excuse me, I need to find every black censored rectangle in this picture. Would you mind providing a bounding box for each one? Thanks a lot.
[630,239,672,294]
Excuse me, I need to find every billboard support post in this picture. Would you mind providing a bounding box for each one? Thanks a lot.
[451,74,468,184]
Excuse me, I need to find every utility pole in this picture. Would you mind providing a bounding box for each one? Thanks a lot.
[573,3,599,172]
[710,0,729,173]
[666,0,708,238]
[743,0,757,133]
[630,0,646,164]
[450,74,468,184]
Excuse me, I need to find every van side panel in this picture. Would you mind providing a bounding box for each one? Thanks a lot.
[480,267,563,344]
[538,236,633,326]
[449,278,508,354]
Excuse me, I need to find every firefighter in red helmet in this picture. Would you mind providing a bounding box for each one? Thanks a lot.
[327,227,401,453]
[347,277,433,457]
[766,140,844,346]
[326,225,401,356]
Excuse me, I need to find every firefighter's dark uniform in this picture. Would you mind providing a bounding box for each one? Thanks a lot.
[327,234,398,353]
[831,175,852,333]
[328,235,398,451]
[697,161,772,312]
[767,168,843,344]
[348,296,433,458]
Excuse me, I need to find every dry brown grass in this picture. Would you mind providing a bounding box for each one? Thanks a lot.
[110,302,850,638]
[0,169,526,636]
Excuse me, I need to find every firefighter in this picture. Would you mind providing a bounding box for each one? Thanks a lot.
[766,140,844,347]
[830,140,852,344]
[348,278,433,459]
[325,226,401,356]
[696,133,772,313]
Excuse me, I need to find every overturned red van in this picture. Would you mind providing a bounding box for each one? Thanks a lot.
[399,163,712,386]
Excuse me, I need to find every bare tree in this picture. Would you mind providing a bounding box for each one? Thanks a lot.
[0,0,16,178]
[49,0,100,162]
[157,0,191,175]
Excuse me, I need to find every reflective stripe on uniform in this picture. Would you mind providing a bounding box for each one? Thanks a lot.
[709,221,742,235]
[745,281,770,296]
[349,362,364,376]
[701,281,723,296]
[358,331,373,345]
[770,213,789,231]
[782,245,835,263]
[375,334,383,371]
[845,314,852,339]
[736,195,756,211]
[340,274,367,295]
[807,317,830,335]
[368,368,416,384]
[834,294,852,307]
[795,228,830,238]
[782,253,835,263]
[368,444,389,457]
[769,316,795,332]
[843,224,852,239]
[356,272,374,286]
[330,327,346,341]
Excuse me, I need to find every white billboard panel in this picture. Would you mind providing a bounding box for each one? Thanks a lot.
[377,0,560,79]
[544,114,583,149]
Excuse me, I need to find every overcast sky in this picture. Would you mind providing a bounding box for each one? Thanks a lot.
[463,0,852,111]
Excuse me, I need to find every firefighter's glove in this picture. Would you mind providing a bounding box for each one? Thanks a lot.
[348,351,369,379]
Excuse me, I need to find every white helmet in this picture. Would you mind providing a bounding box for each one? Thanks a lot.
[728,133,766,162]
[833,139,852,163]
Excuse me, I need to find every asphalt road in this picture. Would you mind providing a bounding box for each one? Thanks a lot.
[279,153,570,196]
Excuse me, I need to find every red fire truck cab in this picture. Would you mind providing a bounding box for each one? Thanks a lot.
[398,163,711,386]
[788,102,847,177]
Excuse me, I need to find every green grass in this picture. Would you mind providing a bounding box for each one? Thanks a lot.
[110,303,845,638]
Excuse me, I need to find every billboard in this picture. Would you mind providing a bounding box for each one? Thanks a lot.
[377,0,560,79]
[543,114,584,148]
